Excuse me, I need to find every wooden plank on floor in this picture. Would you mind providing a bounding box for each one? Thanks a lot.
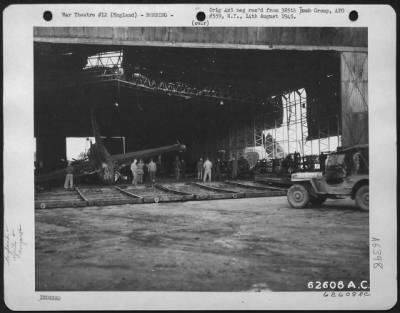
[35,180,287,209]
[114,186,144,203]
[224,180,287,191]
[74,187,89,203]
[87,198,141,206]
[154,184,195,199]
[254,176,292,186]
[35,196,81,201]
[190,182,244,199]
[35,200,87,209]
[244,190,287,198]
[157,195,186,202]
[192,182,237,193]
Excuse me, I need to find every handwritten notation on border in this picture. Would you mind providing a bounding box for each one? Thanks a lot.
[4,224,27,265]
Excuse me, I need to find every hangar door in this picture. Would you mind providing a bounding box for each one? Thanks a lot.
[341,52,368,147]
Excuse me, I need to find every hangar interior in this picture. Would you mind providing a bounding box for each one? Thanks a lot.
[33,27,371,293]
[34,27,367,175]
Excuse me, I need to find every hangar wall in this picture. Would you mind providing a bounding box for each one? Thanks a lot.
[34,27,367,52]
[340,52,368,147]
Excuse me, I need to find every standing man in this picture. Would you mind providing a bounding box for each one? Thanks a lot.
[147,158,157,184]
[173,156,181,181]
[231,155,238,179]
[137,159,145,184]
[130,159,138,185]
[203,157,213,182]
[197,158,204,180]
[64,161,74,189]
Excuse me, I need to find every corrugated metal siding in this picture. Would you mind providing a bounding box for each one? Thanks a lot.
[341,52,368,147]
[34,27,367,50]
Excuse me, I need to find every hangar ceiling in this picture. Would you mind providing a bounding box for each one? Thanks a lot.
[34,42,341,149]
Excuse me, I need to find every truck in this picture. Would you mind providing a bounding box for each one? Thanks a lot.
[286,144,369,211]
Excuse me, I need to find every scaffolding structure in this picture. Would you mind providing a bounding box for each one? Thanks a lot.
[261,88,341,159]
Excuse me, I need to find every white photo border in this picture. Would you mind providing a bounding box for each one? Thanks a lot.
[3,4,397,310]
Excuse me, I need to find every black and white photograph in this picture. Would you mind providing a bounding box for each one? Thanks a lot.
[33,26,370,291]
[3,4,397,310]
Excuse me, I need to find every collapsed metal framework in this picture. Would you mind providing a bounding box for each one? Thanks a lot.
[83,72,272,105]
[83,50,342,160]
[81,50,270,105]
[84,50,123,69]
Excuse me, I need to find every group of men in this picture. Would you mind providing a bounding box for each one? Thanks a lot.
[130,158,157,185]
[281,151,326,174]
[63,158,158,189]
[196,156,238,183]
[143,155,240,183]
[63,154,241,188]
[131,156,186,184]
[282,151,302,174]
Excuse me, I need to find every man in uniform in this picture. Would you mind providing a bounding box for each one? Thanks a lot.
[197,158,204,180]
[173,156,181,181]
[203,157,213,182]
[64,161,74,189]
[130,159,138,185]
[147,158,157,184]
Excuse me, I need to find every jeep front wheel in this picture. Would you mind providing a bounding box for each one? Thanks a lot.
[355,185,369,211]
[287,184,310,208]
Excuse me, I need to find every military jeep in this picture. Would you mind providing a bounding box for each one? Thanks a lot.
[287,144,369,211]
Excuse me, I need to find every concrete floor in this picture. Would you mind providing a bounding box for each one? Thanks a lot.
[35,197,369,291]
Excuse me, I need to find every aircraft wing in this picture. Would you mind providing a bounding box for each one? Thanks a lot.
[35,142,186,184]
[111,142,187,168]
[35,160,98,184]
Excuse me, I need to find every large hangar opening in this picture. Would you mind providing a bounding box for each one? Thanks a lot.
[32,26,370,293]
[35,43,341,175]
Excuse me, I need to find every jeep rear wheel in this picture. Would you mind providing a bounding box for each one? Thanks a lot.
[355,185,369,211]
[287,184,310,208]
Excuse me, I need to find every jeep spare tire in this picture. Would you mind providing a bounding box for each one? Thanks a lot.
[355,185,369,211]
[287,184,310,208]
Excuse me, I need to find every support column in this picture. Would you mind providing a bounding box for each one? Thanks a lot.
[340,52,368,147]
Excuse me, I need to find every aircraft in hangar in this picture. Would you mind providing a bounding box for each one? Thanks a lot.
[35,106,186,185]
